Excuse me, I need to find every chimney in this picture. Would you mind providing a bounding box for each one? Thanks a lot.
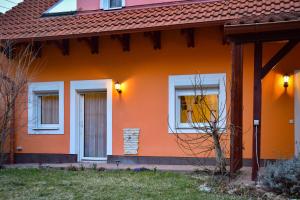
[77,0,100,11]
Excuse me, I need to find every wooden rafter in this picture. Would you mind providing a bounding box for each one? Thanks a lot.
[78,36,99,54]
[32,41,42,58]
[0,44,14,59]
[144,31,161,50]
[47,39,69,56]
[181,28,195,48]
[261,40,299,79]
[227,29,300,44]
[111,34,130,51]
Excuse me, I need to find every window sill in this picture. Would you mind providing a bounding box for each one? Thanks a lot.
[169,127,206,134]
[29,126,63,135]
[33,127,59,130]
[103,7,122,11]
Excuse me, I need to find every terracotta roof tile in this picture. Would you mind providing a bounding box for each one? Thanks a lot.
[1,0,300,41]
[226,11,300,26]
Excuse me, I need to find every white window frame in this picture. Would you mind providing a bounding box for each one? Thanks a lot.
[70,80,112,161]
[28,82,64,134]
[100,0,125,10]
[168,73,226,133]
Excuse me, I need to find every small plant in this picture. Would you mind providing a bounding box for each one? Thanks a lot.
[133,167,151,172]
[97,167,106,172]
[67,165,78,171]
[259,156,300,197]
[92,163,97,170]
[80,164,85,171]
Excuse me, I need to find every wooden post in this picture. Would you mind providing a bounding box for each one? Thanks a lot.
[230,42,244,173]
[252,41,262,180]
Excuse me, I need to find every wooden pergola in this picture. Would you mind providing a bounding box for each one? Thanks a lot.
[226,14,300,180]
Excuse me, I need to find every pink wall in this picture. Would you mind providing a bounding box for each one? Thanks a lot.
[77,0,100,11]
[77,0,185,11]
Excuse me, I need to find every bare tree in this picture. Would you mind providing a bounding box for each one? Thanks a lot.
[0,42,38,166]
[170,75,237,174]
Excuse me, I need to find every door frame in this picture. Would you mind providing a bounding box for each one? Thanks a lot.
[70,80,112,161]
[294,71,300,156]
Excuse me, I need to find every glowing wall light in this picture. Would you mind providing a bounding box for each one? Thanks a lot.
[115,82,122,93]
[283,74,290,88]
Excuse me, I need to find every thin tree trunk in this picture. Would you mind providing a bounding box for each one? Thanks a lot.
[9,101,15,164]
[212,129,227,174]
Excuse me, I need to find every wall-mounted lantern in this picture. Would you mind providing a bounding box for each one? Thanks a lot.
[115,82,122,93]
[283,74,290,88]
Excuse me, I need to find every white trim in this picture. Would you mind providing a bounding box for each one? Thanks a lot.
[28,82,64,135]
[294,71,300,156]
[168,73,226,134]
[70,80,113,161]
[44,0,77,14]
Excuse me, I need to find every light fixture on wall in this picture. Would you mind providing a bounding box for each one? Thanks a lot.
[115,82,122,93]
[283,74,290,88]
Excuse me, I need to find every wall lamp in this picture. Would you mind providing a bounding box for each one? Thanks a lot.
[115,82,122,93]
[283,74,290,88]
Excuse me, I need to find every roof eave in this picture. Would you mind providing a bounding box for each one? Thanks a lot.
[0,20,227,43]
[224,20,300,35]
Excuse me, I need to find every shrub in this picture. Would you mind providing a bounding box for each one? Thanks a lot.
[67,165,78,171]
[80,164,85,171]
[97,167,106,172]
[259,156,300,197]
[92,163,97,170]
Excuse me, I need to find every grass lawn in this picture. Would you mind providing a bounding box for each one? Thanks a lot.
[0,168,243,200]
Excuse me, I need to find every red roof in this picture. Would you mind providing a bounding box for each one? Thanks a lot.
[1,0,300,41]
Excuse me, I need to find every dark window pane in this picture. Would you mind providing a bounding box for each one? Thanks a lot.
[110,0,122,8]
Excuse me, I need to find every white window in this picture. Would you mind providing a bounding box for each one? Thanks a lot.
[44,0,77,15]
[168,73,226,133]
[28,82,64,134]
[101,0,125,10]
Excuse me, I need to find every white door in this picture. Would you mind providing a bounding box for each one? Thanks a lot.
[295,71,300,156]
[79,92,107,161]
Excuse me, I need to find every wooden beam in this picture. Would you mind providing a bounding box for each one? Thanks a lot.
[0,44,14,59]
[227,29,300,44]
[32,41,42,58]
[47,39,69,56]
[181,28,195,48]
[78,36,99,54]
[261,40,299,79]
[252,41,263,181]
[111,34,130,51]
[230,42,244,174]
[61,39,69,56]
[144,31,161,50]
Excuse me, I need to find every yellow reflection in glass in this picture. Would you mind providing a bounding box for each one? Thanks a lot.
[180,95,218,123]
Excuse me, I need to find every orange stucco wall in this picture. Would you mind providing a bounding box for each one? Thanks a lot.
[14,27,300,159]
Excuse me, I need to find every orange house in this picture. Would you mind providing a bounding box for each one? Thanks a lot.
[1,0,300,178]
